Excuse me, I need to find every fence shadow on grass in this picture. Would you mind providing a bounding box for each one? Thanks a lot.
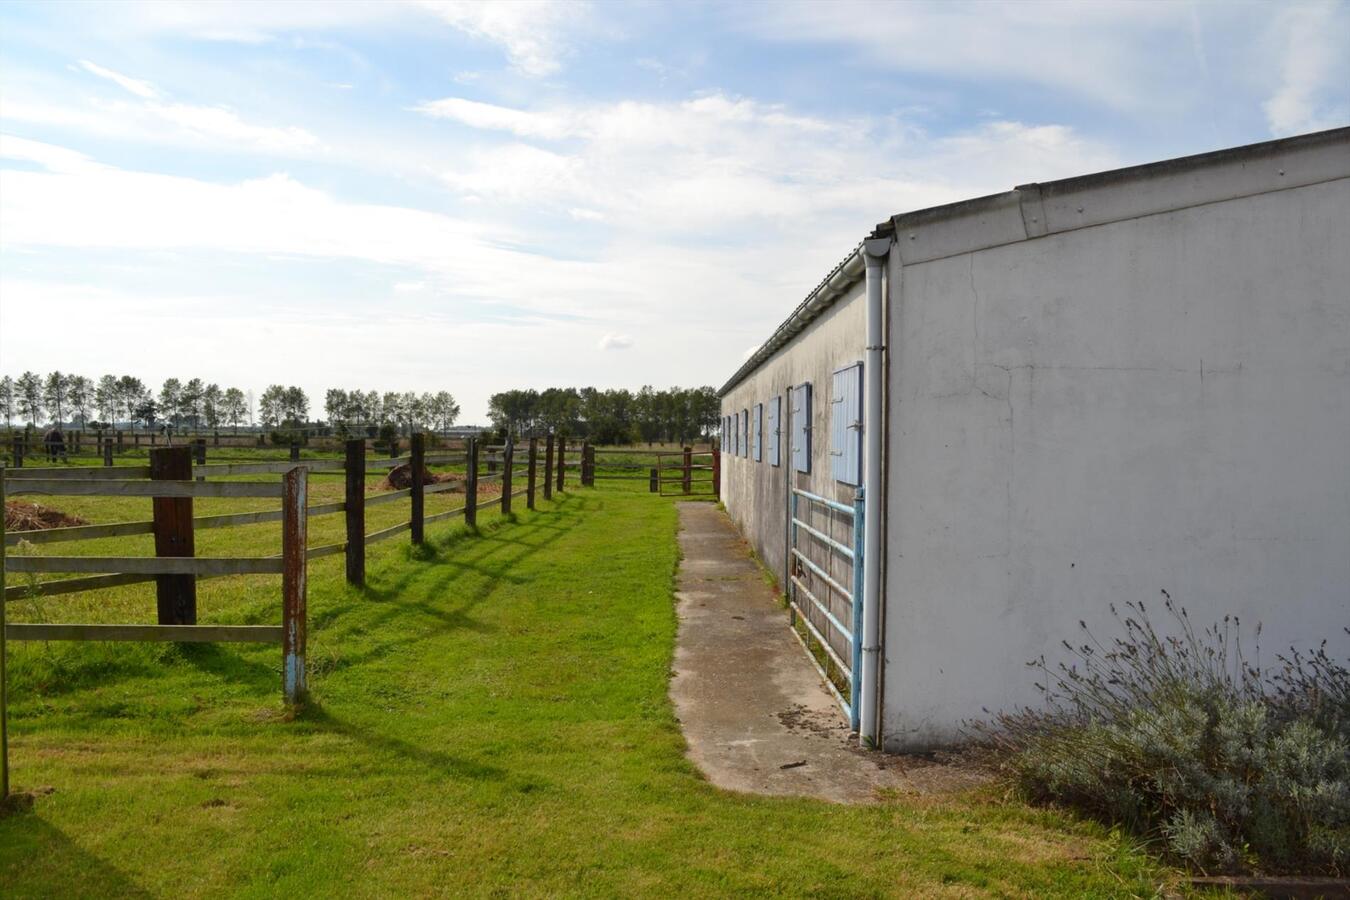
[309,493,597,677]
[295,704,508,784]
[0,815,153,899]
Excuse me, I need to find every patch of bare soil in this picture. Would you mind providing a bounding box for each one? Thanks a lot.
[5,499,88,532]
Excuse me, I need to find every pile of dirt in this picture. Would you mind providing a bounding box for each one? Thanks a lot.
[374,464,460,492]
[5,499,88,532]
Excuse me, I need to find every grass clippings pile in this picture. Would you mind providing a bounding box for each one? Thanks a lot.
[5,499,88,532]
[375,463,457,491]
[979,594,1350,876]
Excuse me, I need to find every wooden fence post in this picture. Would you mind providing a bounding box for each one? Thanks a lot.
[389,437,398,459]
[213,430,220,446]
[410,432,425,545]
[579,441,590,487]
[556,437,566,491]
[103,439,113,467]
[133,430,139,447]
[151,446,196,625]
[345,439,365,586]
[116,430,124,452]
[290,439,300,462]
[282,465,308,704]
[11,437,21,468]
[712,448,721,496]
[501,437,514,515]
[542,435,554,501]
[150,431,156,446]
[194,438,206,482]
[527,438,538,510]
[683,446,692,495]
[465,438,478,527]
[650,468,658,493]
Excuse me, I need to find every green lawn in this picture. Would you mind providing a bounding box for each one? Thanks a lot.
[1,480,1188,897]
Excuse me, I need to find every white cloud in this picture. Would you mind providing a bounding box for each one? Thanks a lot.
[78,59,161,99]
[599,333,634,351]
[7,61,324,156]
[1262,1,1350,135]
[414,97,575,139]
[415,1,586,77]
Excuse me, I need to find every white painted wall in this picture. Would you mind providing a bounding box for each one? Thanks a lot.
[721,282,866,612]
[882,176,1350,750]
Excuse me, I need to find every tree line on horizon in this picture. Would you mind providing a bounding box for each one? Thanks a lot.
[487,386,719,445]
[0,372,461,436]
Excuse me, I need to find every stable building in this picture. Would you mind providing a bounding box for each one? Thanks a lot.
[716,127,1350,752]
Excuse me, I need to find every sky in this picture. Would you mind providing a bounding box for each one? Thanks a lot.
[1,1,1347,423]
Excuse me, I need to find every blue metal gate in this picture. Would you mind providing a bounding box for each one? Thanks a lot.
[787,487,864,731]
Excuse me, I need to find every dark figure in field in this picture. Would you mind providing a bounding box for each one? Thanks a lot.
[43,426,66,463]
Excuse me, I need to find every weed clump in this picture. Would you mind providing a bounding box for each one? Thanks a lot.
[977,594,1350,875]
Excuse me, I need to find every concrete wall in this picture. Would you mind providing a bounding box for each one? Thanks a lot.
[882,175,1350,750]
[720,280,867,611]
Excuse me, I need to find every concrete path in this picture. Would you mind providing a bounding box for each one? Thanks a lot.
[669,502,909,804]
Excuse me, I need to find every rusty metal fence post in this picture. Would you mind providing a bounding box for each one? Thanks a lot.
[282,465,308,704]
[410,432,425,545]
[465,438,479,527]
[345,439,365,586]
[527,438,538,510]
[543,435,554,501]
[151,446,196,625]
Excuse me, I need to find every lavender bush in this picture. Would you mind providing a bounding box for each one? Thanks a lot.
[977,593,1350,874]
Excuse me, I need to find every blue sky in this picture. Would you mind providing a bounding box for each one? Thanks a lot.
[2,0,1346,422]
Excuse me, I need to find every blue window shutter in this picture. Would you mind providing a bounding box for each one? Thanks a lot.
[792,382,812,473]
[733,413,740,456]
[752,404,762,461]
[831,363,863,485]
[741,409,749,457]
[767,395,780,467]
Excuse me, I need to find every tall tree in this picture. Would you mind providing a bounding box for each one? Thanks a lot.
[117,376,147,429]
[202,383,223,429]
[0,376,14,428]
[67,375,93,427]
[222,388,247,432]
[42,371,68,426]
[159,378,183,427]
[258,385,285,428]
[16,371,42,426]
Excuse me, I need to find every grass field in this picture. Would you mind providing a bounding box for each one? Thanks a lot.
[1,471,1194,897]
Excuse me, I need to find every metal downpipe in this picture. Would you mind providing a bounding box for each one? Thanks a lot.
[859,238,889,746]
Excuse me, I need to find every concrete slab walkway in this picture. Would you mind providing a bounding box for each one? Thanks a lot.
[669,502,907,804]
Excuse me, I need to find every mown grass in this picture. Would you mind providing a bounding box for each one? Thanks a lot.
[1,478,1197,897]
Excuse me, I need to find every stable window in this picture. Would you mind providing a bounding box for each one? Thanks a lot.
[767,395,781,466]
[732,413,740,457]
[791,382,812,473]
[752,403,763,462]
[831,362,863,485]
[741,409,749,457]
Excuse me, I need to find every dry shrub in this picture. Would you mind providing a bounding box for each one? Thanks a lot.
[975,594,1350,875]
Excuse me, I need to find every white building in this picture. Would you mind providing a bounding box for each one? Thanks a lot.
[717,127,1350,752]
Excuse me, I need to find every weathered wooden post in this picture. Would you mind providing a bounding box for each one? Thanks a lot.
[133,430,139,447]
[194,438,207,482]
[151,446,196,625]
[282,465,308,704]
[344,439,365,586]
[289,439,300,463]
[116,430,124,452]
[410,432,425,545]
[650,468,658,493]
[389,437,398,459]
[149,431,156,446]
[103,438,113,467]
[213,429,220,446]
[542,435,554,501]
[11,436,21,468]
[683,446,692,495]
[501,437,514,515]
[556,437,566,492]
[712,448,721,496]
[579,441,590,487]
[465,438,479,527]
[526,438,538,510]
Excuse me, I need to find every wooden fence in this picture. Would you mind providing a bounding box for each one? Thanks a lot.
[554,445,719,497]
[0,433,572,798]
